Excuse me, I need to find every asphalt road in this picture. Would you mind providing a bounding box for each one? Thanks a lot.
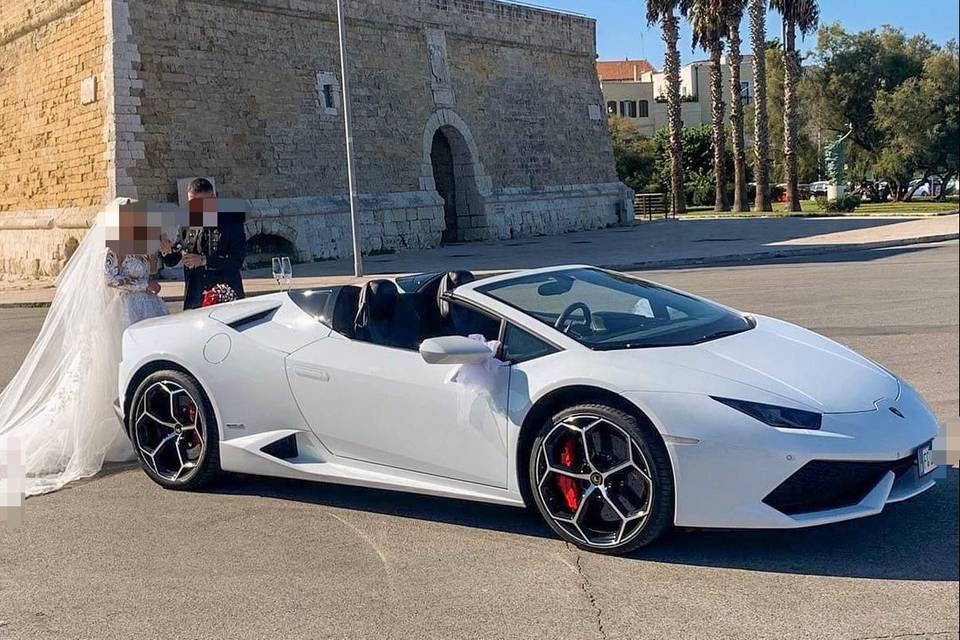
[1,242,958,640]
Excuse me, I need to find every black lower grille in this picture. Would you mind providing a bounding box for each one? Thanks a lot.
[764,456,915,515]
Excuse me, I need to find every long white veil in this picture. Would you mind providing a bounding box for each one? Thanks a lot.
[0,199,132,496]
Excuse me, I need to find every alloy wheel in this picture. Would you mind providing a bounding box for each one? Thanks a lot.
[535,414,654,548]
[133,380,205,482]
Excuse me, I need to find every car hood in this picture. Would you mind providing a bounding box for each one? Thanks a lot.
[610,315,898,413]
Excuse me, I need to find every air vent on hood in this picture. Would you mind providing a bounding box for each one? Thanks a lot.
[209,299,283,331]
[229,308,278,332]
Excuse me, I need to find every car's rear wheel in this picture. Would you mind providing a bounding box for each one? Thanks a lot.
[528,403,673,555]
[128,370,221,490]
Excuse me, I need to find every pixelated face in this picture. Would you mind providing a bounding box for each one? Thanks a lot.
[188,196,220,227]
[105,202,168,254]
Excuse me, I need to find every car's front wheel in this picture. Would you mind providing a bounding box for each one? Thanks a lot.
[528,403,674,554]
[128,369,221,490]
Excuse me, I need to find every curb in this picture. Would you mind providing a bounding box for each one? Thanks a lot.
[1,233,957,310]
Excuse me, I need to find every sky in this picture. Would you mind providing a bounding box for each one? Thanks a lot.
[524,0,960,65]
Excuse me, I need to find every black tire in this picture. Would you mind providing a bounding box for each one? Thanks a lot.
[527,403,674,555]
[127,369,221,490]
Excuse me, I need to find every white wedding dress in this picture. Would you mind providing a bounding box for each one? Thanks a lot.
[0,201,168,497]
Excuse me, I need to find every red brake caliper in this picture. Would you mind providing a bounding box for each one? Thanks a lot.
[184,403,200,448]
[556,438,582,511]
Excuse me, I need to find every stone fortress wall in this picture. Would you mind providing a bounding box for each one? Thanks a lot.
[0,0,632,275]
[0,0,110,275]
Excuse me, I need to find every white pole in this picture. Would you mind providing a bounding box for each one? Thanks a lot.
[336,0,363,278]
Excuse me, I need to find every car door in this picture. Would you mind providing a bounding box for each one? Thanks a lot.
[285,303,510,488]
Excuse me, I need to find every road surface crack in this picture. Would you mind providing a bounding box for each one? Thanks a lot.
[568,543,607,640]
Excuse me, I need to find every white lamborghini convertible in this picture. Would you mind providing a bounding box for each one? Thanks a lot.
[117,266,940,554]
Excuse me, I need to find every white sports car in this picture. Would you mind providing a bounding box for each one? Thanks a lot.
[117,266,940,554]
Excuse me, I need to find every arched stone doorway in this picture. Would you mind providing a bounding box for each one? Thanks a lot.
[422,110,490,244]
[243,218,300,268]
[246,233,298,269]
[431,129,459,243]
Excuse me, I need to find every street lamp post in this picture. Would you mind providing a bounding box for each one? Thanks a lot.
[336,0,363,278]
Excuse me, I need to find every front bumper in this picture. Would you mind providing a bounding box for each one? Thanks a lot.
[625,388,940,529]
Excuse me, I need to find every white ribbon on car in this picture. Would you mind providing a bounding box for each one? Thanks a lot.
[445,334,505,426]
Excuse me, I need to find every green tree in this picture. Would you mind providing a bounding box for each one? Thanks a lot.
[758,40,819,188]
[808,25,940,199]
[809,26,937,156]
[690,0,731,211]
[874,43,960,201]
[608,116,658,193]
[646,0,692,214]
[749,0,772,210]
[653,125,733,206]
[725,0,750,211]
[770,0,819,211]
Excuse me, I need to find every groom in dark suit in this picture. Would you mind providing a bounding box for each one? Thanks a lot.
[160,178,246,310]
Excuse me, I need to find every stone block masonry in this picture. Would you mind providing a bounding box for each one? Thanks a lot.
[0,0,110,274]
[0,0,632,275]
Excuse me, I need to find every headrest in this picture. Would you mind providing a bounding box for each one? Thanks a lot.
[357,279,399,326]
[437,271,476,319]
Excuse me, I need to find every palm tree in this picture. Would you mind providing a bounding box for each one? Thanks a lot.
[725,0,749,211]
[646,0,690,215]
[690,0,731,212]
[770,0,819,211]
[749,0,772,211]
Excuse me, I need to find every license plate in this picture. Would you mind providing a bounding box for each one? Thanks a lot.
[917,442,937,477]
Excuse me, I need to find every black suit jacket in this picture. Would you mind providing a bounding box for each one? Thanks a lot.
[163,222,246,310]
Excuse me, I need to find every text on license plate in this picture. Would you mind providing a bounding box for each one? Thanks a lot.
[917,442,937,476]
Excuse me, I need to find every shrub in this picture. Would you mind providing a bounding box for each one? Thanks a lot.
[685,170,716,206]
[815,194,862,213]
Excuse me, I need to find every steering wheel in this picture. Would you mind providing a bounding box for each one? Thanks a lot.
[555,302,592,334]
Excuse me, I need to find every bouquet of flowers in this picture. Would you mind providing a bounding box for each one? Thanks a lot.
[201,283,239,308]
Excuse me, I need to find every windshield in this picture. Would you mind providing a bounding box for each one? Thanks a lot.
[478,268,754,350]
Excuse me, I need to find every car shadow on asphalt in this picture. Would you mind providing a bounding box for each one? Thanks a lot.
[207,472,557,540]
[207,467,958,581]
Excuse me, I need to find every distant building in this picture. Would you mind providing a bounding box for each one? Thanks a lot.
[598,56,755,138]
[596,59,657,83]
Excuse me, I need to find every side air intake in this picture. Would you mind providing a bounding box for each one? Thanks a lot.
[260,434,299,460]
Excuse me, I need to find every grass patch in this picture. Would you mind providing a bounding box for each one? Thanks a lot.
[658,198,958,218]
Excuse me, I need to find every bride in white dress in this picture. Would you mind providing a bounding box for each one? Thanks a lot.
[0,199,169,497]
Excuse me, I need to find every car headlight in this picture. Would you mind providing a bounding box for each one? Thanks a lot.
[711,397,822,430]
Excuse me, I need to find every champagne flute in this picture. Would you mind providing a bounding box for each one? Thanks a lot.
[281,257,293,290]
[272,257,283,290]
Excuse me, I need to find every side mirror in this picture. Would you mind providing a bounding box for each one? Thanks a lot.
[420,336,494,365]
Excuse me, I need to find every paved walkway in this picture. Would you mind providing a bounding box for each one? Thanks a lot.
[1,214,957,307]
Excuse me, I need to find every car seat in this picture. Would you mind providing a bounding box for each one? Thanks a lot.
[419,271,476,339]
[330,285,362,337]
[354,279,421,349]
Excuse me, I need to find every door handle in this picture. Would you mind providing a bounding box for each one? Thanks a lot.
[293,366,330,382]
